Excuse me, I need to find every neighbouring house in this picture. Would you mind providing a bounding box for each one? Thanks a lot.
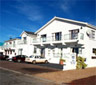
[33,16,96,70]
[0,42,4,55]
[3,37,21,58]
[3,31,38,58]
[17,31,38,56]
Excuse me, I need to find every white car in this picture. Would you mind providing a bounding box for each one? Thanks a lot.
[25,55,48,64]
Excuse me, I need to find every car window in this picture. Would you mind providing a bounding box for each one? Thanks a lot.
[21,55,25,57]
[35,56,39,58]
[30,56,33,58]
[16,55,19,57]
[35,56,37,58]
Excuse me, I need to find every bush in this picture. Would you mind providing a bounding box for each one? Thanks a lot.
[60,58,66,62]
[76,56,87,69]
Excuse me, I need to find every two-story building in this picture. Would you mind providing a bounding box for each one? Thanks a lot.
[3,37,21,58]
[33,16,96,70]
[17,31,37,56]
[4,31,37,58]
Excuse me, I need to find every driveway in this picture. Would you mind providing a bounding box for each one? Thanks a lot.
[0,61,59,75]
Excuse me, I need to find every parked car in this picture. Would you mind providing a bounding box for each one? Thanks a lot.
[12,55,28,62]
[0,55,9,60]
[6,57,12,61]
[25,55,48,64]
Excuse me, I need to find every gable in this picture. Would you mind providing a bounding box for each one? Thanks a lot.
[37,19,82,35]
[36,17,96,34]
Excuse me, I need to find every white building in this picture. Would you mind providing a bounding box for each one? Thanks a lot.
[17,31,37,56]
[33,16,96,70]
[3,37,21,58]
[0,46,4,55]
[3,31,37,58]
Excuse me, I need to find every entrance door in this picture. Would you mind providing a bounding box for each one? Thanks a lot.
[18,49,23,55]
[72,48,79,56]
[41,48,45,57]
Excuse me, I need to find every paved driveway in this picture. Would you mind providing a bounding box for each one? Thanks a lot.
[0,61,60,75]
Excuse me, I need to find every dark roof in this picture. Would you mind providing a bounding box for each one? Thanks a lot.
[16,37,21,39]
[25,31,36,35]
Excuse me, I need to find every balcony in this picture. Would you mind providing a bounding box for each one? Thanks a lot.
[4,44,15,49]
[33,33,84,45]
[18,40,27,45]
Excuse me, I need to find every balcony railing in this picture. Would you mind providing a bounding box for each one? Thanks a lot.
[33,33,84,43]
[3,44,15,49]
[64,34,78,40]
[18,40,27,45]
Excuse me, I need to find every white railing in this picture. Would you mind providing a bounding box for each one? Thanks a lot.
[64,34,78,40]
[33,33,84,43]
[3,44,15,49]
[18,40,27,45]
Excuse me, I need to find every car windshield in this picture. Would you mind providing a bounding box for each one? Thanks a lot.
[29,56,34,58]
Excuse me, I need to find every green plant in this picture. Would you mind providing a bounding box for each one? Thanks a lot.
[60,58,66,62]
[76,56,87,69]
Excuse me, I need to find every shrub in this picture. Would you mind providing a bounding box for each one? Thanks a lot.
[76,56,87,69]
[60,58,66,62]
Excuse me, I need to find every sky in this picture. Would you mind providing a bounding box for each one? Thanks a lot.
[0,0,96,42]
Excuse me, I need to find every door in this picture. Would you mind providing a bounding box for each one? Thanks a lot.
[18,49,23,55]
[72,48,79,56]
[41,48,45,57]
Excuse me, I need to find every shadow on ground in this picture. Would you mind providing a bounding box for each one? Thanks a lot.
[22,67,59,74]
[69,76,96,85]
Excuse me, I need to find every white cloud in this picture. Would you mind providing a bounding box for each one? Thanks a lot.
[50,0,76,13]
[14,1,43,22]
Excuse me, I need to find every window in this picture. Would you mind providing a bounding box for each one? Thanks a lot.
[48,49,50,56]
[93,48,96,55]
[23,37,27,44]
[91,30,95,39]
[41,34,46,42]
[79,48,82,54]
[9,42,12,44]
[69,29,79,39]
[52,32,62,41]
[13,41,15,47]
[34,47,37,53]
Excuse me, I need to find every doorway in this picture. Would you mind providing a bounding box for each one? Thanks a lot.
[41,48,45,57]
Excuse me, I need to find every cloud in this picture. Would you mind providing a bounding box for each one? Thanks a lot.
[50,0,76,13]
[60,0,76,13]
[14,1,43,22]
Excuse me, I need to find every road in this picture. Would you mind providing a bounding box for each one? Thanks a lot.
[0,68,57,85]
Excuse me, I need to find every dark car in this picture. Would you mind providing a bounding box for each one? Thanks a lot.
[12,55,28,62]
[0,55,9,60]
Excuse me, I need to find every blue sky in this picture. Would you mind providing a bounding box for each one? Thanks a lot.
[0,0,96,42]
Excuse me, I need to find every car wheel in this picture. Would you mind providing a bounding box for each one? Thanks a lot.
[17,59,21,63]
[32,60,36,64]
[45,60,48,64]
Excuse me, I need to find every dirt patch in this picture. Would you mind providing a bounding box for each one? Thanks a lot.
[35,67,96,84]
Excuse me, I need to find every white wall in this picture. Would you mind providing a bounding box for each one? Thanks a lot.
[38,20,81,37]
[17,32,37,56]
